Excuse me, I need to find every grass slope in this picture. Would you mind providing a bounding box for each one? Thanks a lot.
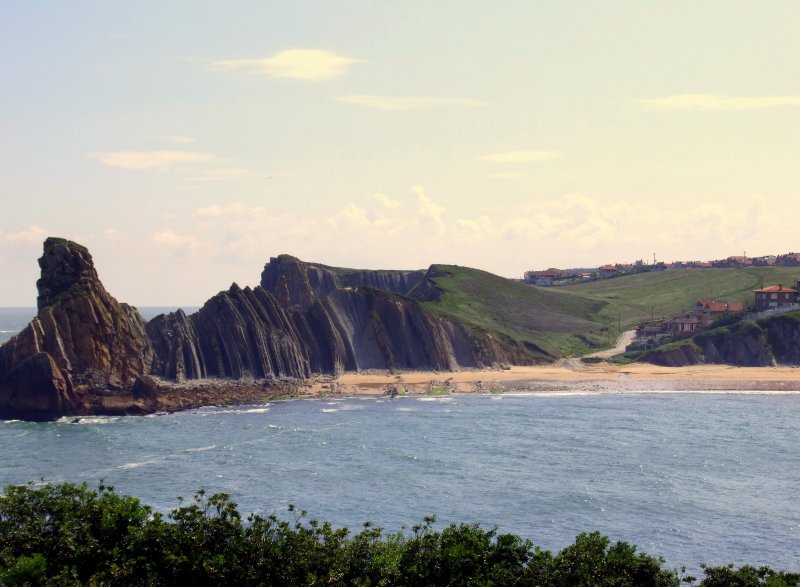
[550,267,800,328]
[418,265,609,358]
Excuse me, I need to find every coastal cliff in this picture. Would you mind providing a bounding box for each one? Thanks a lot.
[0,238,154,420]
[639,315,800,367]
[1,240,535,420]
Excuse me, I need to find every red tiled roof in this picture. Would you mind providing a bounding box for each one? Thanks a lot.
[754,285,797,293]
[696,299,744,313]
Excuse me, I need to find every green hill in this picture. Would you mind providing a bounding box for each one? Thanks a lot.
[549,267,800,329]
[416,265,800,359]
[417,265,609,358]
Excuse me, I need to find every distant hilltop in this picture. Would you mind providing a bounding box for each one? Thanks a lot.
[524,252,800,286]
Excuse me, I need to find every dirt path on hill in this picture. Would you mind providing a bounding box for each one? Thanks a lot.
[585,329,636,359]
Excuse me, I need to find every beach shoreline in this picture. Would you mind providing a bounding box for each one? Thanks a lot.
[307,362,800,398]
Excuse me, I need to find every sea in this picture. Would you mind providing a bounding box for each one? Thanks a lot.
[1,308,799,573]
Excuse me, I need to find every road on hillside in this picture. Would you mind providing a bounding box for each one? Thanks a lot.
[585,329,636,359]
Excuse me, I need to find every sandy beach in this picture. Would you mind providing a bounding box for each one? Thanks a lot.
[309,360,800,397]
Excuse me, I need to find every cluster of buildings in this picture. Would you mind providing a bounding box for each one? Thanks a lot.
[523,252,800,287]
[628,282,800,351]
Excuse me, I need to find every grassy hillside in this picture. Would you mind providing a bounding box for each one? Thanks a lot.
[418,265,610,358]
[416,265,800,359]
[550,267,800,329]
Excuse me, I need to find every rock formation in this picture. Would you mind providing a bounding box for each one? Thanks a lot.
[1,240,546,420]
[0,238,154,420]
[638,318,800,367]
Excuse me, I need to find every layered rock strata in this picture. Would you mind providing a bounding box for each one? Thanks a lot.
[0,238,154,420]
[1,241,525,420]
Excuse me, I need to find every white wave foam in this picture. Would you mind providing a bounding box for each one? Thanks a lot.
[185,445,216,452]
[58,416,120,425]
[416,396,452,402]
[210,407,271,414]
[117,461,154,470]
[320,408,339,413]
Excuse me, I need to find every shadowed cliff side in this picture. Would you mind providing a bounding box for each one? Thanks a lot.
[637,314,800,367]
[0,238,154,420]
[258,255,540,370]
[146,284,311,381]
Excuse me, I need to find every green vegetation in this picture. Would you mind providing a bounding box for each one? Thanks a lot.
[2,482,798,586]
[419,265,609,358]
[552,267,800,329]
[416,265,800,359]
[426,386,449,395]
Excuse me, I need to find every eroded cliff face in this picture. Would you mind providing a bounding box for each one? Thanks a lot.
[1,241,546,420]
[147,258,502,381]
[640,320,782,367]
[146,284,311,381]
[0,238,154,420]
[256,255,528,372]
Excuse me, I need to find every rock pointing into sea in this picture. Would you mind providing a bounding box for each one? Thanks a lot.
[1,239,534,421]
[0,238,153,420]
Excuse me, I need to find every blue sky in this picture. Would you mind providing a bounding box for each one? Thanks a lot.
[2,1,799,305]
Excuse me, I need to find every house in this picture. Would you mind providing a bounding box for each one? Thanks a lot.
[753,284,798,311]
[524,269,565,286]
[667,312,707,334]
[694,299,744,316]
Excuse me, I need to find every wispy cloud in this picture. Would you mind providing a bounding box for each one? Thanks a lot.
[213,49,358,80]
[336,94,487,111]
[368,192,402,209]
[148,134,198,144]
[641,93,800,110]
[479,150,561,163]
[151,230,200,253]
[92,150,215,170]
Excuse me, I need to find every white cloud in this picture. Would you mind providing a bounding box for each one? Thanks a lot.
[368,192,402,209]
[92,150,215,170]
[148,134,198,144]
[412,185,446,234]
[213,49,358,80]
[150,230,200,251]
[641,94,800,110]
[479,150,562,163]
[2,225,49,244]
[336,95,487,111]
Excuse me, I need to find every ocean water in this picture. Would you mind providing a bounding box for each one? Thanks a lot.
[1,309,799,572]
[2,393,799,573]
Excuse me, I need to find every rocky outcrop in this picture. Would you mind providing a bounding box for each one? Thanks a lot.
[339,269,425,296]
[146,284,311,381]
[640,321,777,367]
[0,238,154,420]
[1,241,545,420]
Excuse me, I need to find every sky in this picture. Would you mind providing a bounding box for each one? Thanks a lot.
[1,1,799,306]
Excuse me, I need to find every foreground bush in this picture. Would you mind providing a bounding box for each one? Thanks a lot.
[0,482,797,586]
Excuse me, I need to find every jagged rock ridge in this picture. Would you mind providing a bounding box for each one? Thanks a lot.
[1,241,527,420]
[0,238,154,420]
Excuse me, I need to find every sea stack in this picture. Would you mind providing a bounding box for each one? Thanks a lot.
[0,238,153,420]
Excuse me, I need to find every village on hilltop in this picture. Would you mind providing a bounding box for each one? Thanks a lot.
[523,252,800,287]
[522,252,800,352]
